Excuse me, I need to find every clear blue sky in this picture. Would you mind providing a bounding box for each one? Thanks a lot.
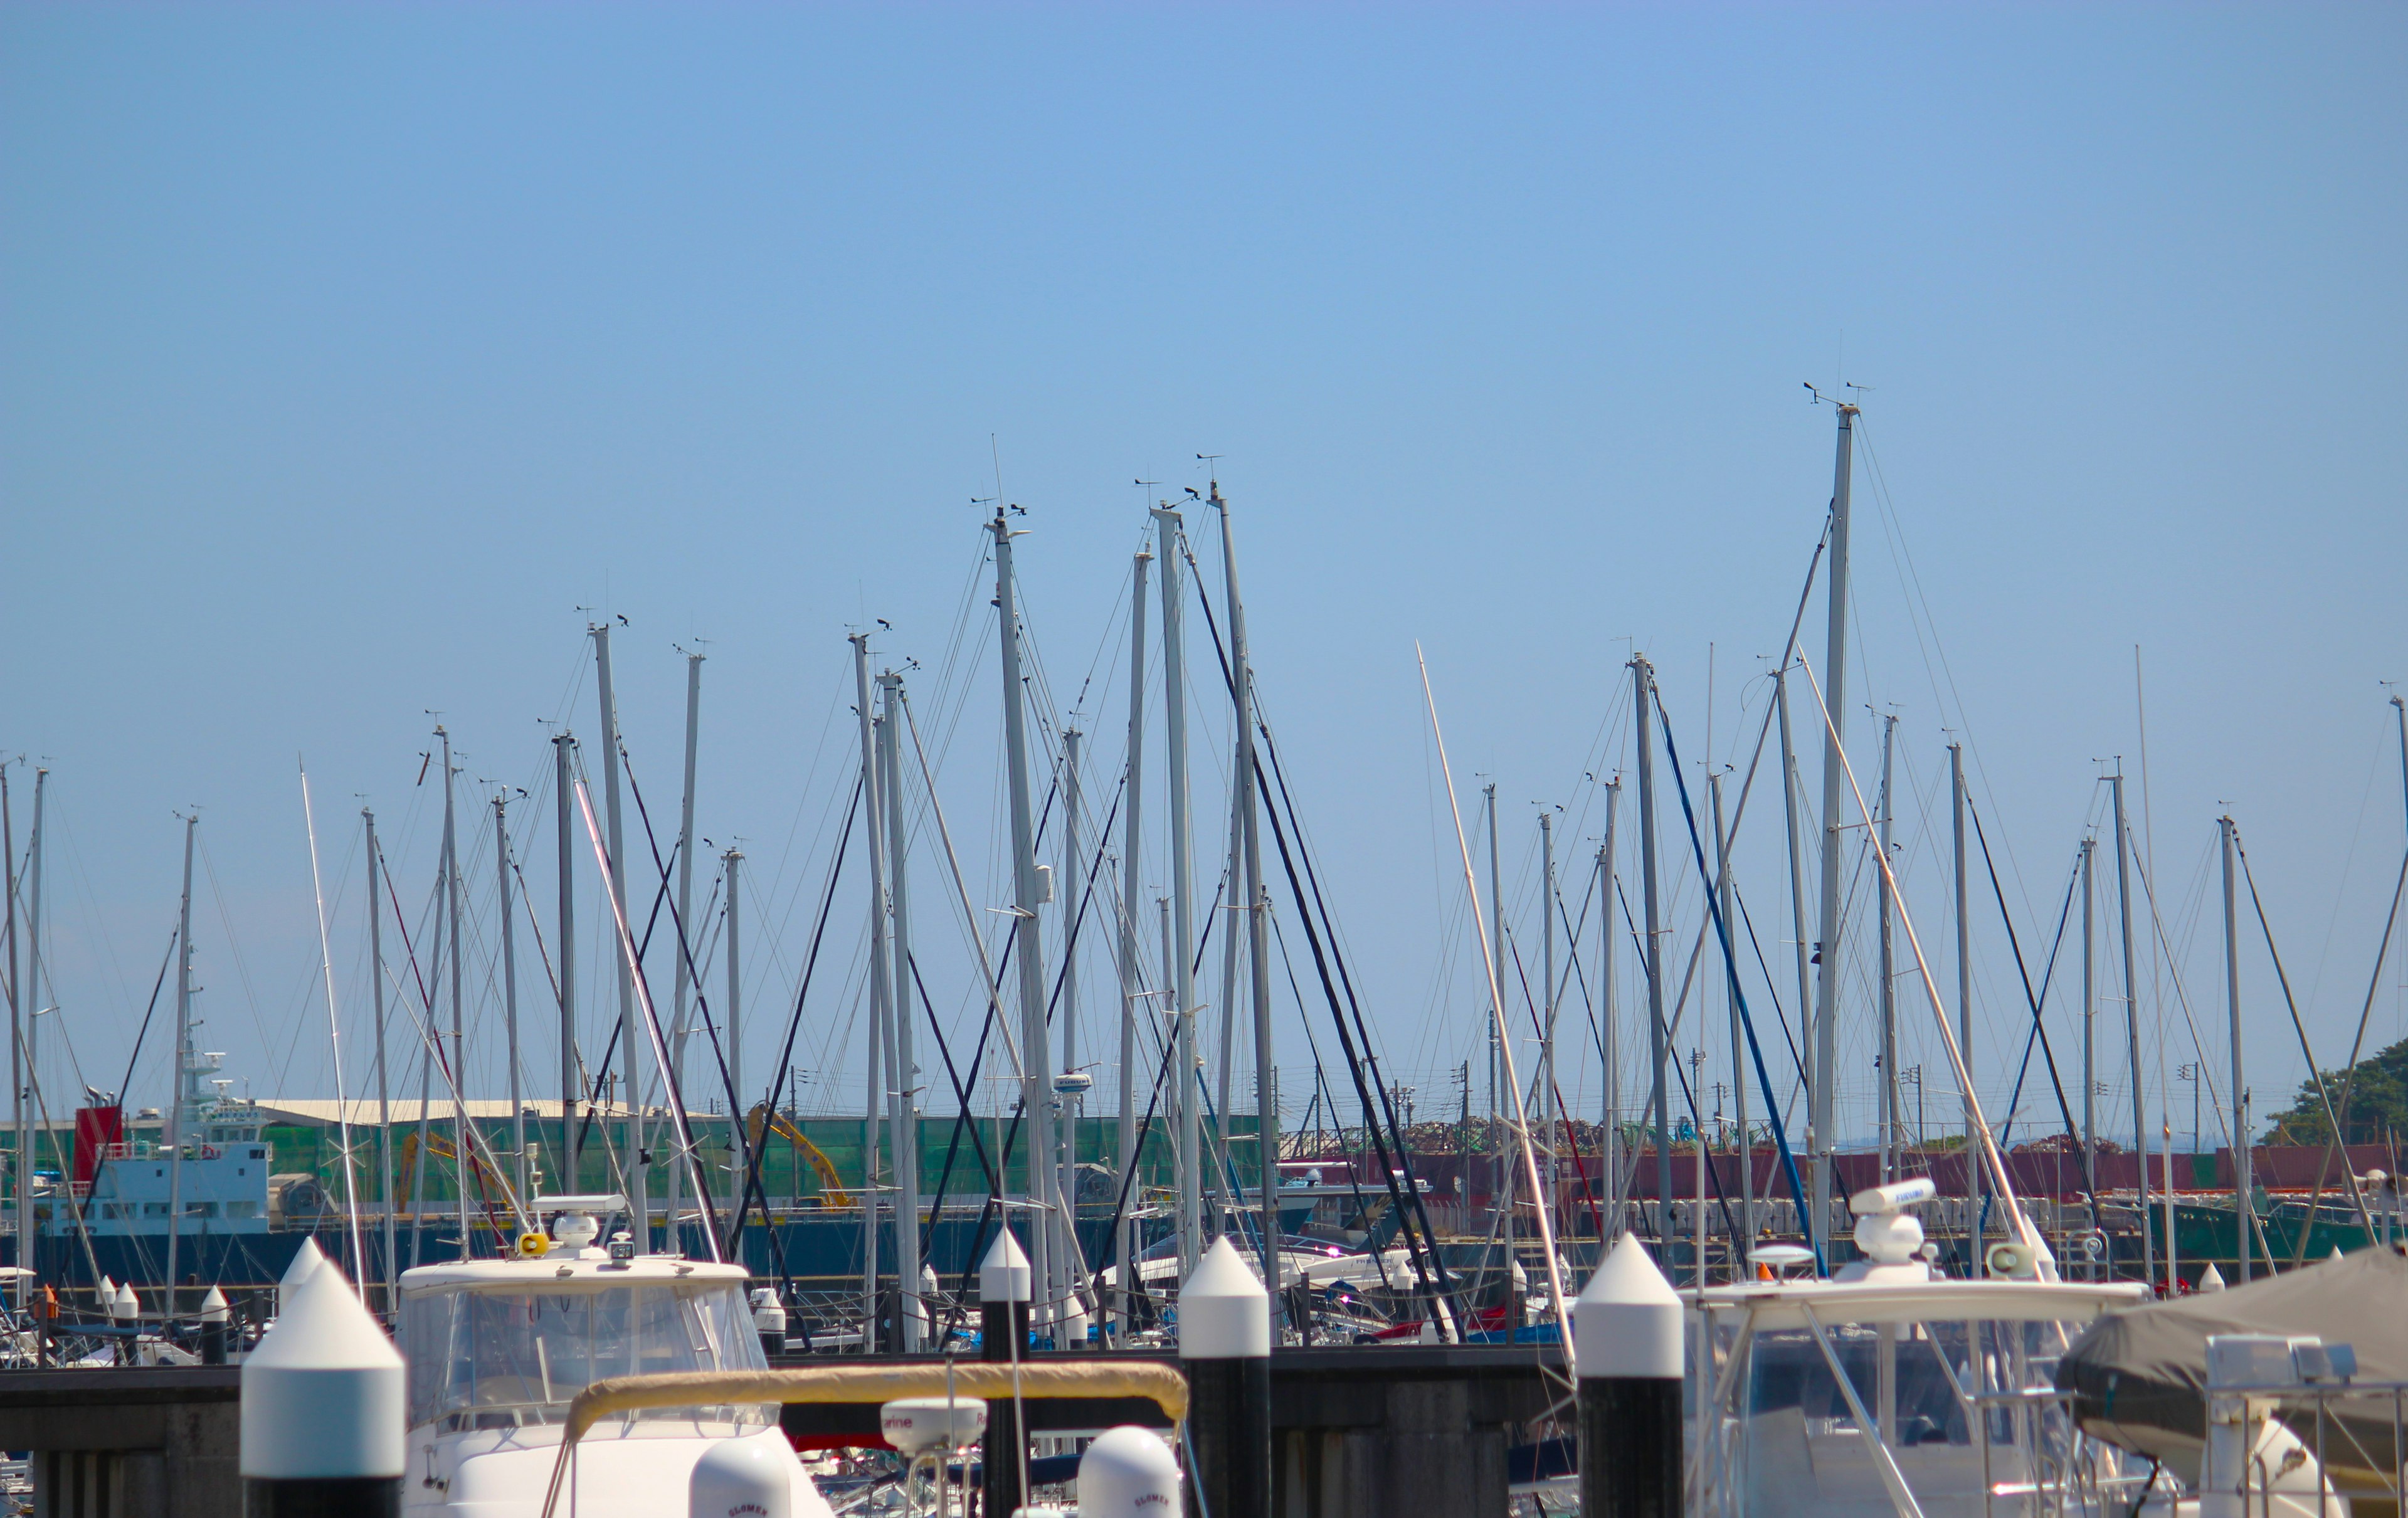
[4,4,2402,1157]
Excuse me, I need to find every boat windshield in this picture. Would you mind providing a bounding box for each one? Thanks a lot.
[403,1280,769,1434]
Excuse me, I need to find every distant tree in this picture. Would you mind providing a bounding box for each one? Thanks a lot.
[2261,1031,2408,1146]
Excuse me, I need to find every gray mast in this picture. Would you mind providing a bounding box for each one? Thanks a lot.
[164,807,191,1315]
[591,625,646,1240]
[441,726,470,1253]
[724,847,746,1227]
[1776,668,1815,1126]
[1713,771,1747,1277]
[1600,779,1621,1236]
[2111,771,2151,1288]
[497,796,527,1211]
[1877,715,1897,1181]
[366,808,397,1305]
[2081,836,2098,1221]
[1953,744,1977,1273]
[1060,727,1084,1295]
[2222,815,2249,1283]
[1153,506,1201,1275]
[847,632,890,1345]
[664,652,704,1250]
[1540,811,1558,1257]
[880,670,922,1348]
[1116,545,1150,1331]
[1213,480,1279,1310]
[1809,402,1857,1241]
[991,510,1059,1330]
[554,733,579,1194]
[1630,658,1673,1245]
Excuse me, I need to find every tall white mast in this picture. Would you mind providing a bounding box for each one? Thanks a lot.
[1540,811,1558,1256]
[664,652,704,1247]
[591,625,645,1238]
[4,767,23,1314]
[1809,402,1857,1236]
[990,509,1059,1326]
[847,631,890,1344]
[724,846,745,1226]
[1776,669,1815,1123]
[1713,771,1746,1279]
[1631,658,1673,1239]
[1151,505,1201,1276]
[1598,779,1620,1236]
[1953,743,1977,1272]
[554,732,579,1194]
[497,796,527,1210]
[1057,724,1084,1320]
[164,804,191,1314]
[879,670,922,1348]
[2222,814,2249,1282]
[2111,770,2151,1287]
[441,725,470,1253]
[366,808,397,1305]
[1877,714,1897,1181]
[2081,835,2098,1218]
[1214,480,1279,1310]
[1115,545,1150,1332]
[1486,783,1511,1285]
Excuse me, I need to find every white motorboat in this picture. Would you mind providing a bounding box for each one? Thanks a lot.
[396,1196,832,1517]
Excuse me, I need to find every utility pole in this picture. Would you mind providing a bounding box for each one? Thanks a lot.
[1810,401,1858,1247]
[880,672,922,1347]
[2222,814,2250,1283]
[991,510,1059,1329]
[2111,771,2152,1290]
[848,631,890,1346]
[591,625,646,1240]
[1631,658,1673,1243]
[1877,715,1898,1182]
[554,733,579,1194]
[1153,505,1201,1277]
[1116,544,1149,1335]
[366,809,396,1307]
[664,653,704,1250]
[1953,744,1977,1275]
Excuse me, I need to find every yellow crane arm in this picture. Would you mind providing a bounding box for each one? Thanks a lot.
[745,1104,852,1207]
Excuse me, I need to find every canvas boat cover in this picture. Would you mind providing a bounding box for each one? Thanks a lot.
[2056,1245,2408,1484]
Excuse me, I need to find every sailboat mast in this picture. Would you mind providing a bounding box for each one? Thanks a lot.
[164,806,191,1315]
[1877,715,1897,1181]
[880,670,922,1349]
[991,510,1059,1327]
[1486,784,1512,1279]
[366,808,396,1307]
[1630,658,1673,1247]
[1152,505,1201,1276]
[2081,836,2098,1219]
[1600,779,1620,1237]
[497,796,527,1211]
[591,625,646,1240]
[4,768,21,1315]
[2111,770,2151,1289]
[1541,811,1557,1258]
[441,727,470,1253]
[1776,668,1815,1124]
[1060,726,1084,1292]
[665,652,704,1248]
[1953,743,1977,1273]
[1116,545,1149,1333]
[1810,402,1857,1237]
[554,732,579,1193]
[724,846,745,1234]
[2222,814,2249,1282]
[847,631,890,1344]
[1713,771,1746,1278]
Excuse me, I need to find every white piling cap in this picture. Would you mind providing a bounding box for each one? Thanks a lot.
[2199,1262,2227,1293]
[980,1230,1032,1304]
[2331,1246,2347,1262]
[689,1433,795,1518]
[199,1285,230,1324]
[98,1274,116,1300]
[921,1264,941,1293]
[110,1283,139,1321]
[278,1236,327,1313]
[1575,1234,1682,1380]
[1179,1236,1269,1359]
[240,1258,404,1479]
[1078,1425,1183,1517]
